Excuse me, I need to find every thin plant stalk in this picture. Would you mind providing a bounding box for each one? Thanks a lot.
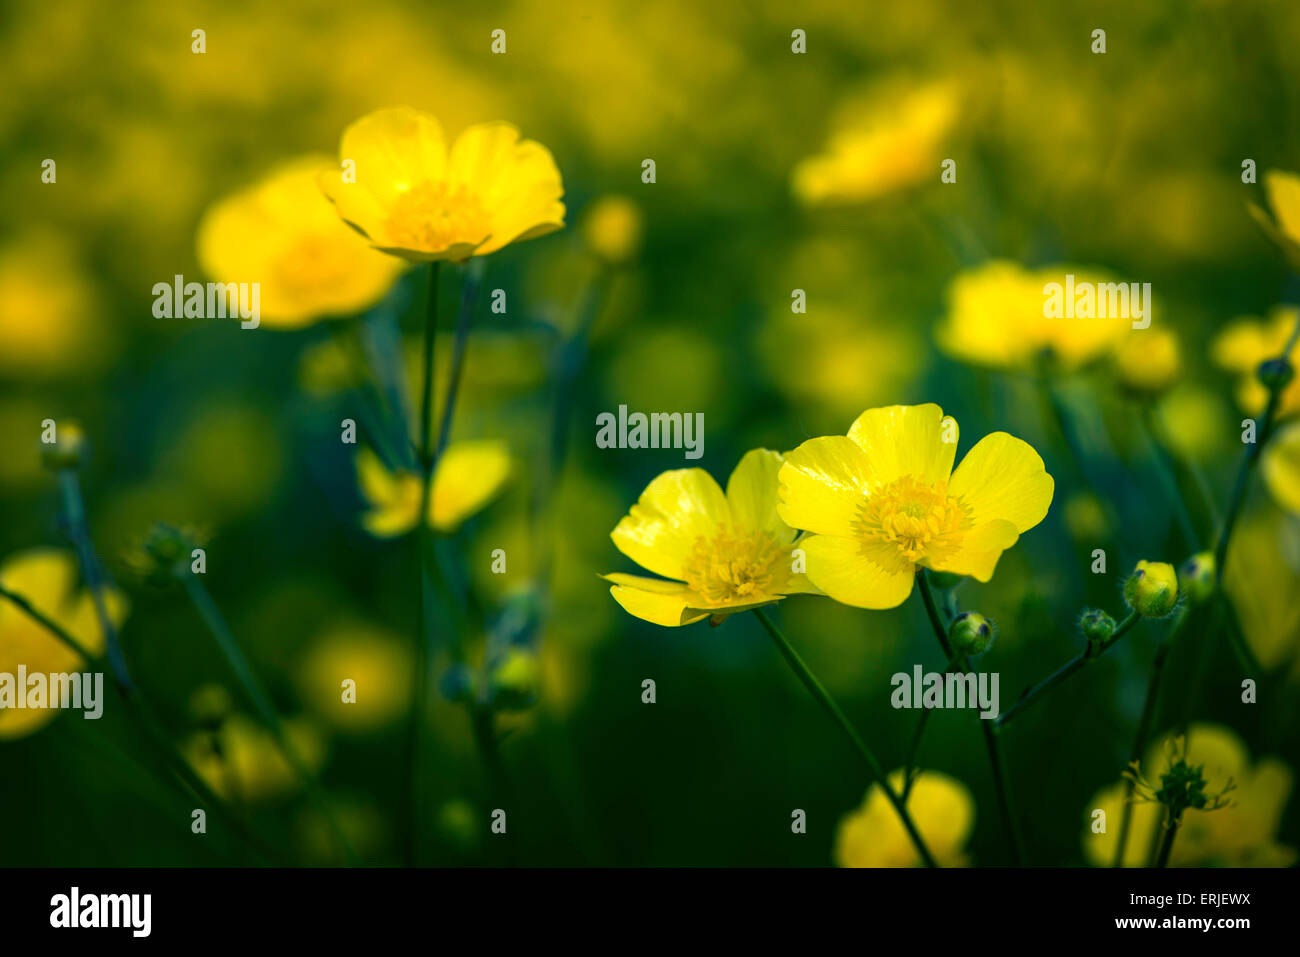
[916,571,1026,865]
[752,608,938,868]
[57,470,132,692]
[995,610,1141,730]
[1112,610,1186,867]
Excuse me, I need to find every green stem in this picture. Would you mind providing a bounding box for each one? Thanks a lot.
[1213,388,1281,583]
[1153,811,1180,868]
[1113,610,1185,867]
[996,610,1140,730]
[915,571,1026,865]
[406,262,442,866]
[183,574,355,864]
[57,470,132,693]
[752,609,939,868]
[901,708,931,800]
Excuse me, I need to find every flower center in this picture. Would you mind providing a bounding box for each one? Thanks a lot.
[853,475,970,571]
[384,181,491,253]
[682,526,785,605]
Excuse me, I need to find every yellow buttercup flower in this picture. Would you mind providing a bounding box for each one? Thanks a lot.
[1084,723,1295,867]
[0,549,128,739]
[1225,506,1300,675]
[299,623,412,732]
[1248,170,1300,270]
[1262,421,1300,515]
[777,404,1053,609]
[602,449,822,627]
[836,769,974,868]
[1114,327,1180,395]
[197,155,407,329]
[356,441,510,537]
[581,195,643,264]
[183,713,326,803]
[937,261,1131,372]
[792,82,957,206]
[321,106,565,262]
[1211,306,1300,418]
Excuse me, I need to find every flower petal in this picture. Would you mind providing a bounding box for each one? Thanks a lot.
[949,432,1054,533]
[1265,170,1300,243]
[928,519,1020,582]
[430,440,511,532]
[448,123,566,255]
[801,535,915,609]
[777,436,872,537]
[604,577,710,627]
[726,448,793,541]
[846,404,958,487]
[611,469,729,580]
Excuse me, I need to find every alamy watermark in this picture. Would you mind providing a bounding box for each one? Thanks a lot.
[890,665,999,719]
[152,274,260,328]
[0,667,104,719]
[1042,274,1151,329]
[596,405,704,459]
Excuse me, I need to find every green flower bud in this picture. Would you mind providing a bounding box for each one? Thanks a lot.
[1123,560,1179,617]
[948,611,994,656]
[40,421,86,471]
[1257,356,1296,393]
[1079,608,1116,654]
[489,648,538,711]
[1178,551,1216,604]
[125,522,202,585]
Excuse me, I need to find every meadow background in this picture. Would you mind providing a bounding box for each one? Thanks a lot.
[2,0,1299,866]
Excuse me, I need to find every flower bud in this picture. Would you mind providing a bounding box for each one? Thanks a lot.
[1257,356,1296,394]
[488,648,538,711]
[1178,551,1216,604]
[1123,560,1179,617]
[1079,608,1116,654]
[40,421,86,471]
[948,612,994,656]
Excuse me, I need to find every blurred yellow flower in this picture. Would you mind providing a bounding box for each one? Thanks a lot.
[299,623,412,732]
[836,769,974,867]
[183,713,326,803]
[778,404,1053,608]
[937,261,1131,372]
[356,441,511,537]
[582,195,643,264]
[793,83,957,206]
[1248,170,1300,270]
[1225,505,1300,676]
[1212,306,1300,418]
[197,155,407,328]
[0,549,128,739]
[1262,422,1300,515]
[321,106,565,262]
[0,231,109,380]
[1084,724,1295,867]
[603,449,821,627]
[1114,327,1181,396]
